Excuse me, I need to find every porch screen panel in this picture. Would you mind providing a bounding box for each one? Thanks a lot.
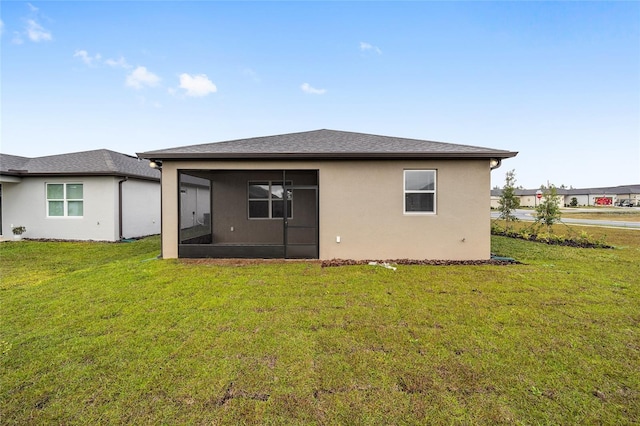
[179,173,212,244]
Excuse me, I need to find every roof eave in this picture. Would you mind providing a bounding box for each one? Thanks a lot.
[138,151,519,161]
[1,171,160,182]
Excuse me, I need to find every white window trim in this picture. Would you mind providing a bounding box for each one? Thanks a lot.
[46,182,84,218]
[403,170,437,215]
[248,180,293,220]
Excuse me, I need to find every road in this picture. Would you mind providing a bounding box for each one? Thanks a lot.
[490,209,640,229]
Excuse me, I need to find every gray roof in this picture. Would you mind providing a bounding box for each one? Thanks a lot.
[0,149,160,181]
[563,185,640,195]
[138,129,518,160]
[0,154,30,172]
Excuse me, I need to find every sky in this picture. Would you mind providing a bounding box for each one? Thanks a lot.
[1,1,639,189]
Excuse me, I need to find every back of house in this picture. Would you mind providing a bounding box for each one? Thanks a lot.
[138,129,517,260]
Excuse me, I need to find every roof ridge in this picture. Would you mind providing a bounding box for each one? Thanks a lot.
[0,153,32,160]
[102,149,118,172]
[138,129,518,160]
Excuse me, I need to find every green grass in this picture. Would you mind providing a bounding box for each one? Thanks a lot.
[561,210,640,222]
[1,234,639,424]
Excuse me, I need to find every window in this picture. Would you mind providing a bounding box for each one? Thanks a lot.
[47,183,83,217]
[404,170,436,214]
[248,181,292,219]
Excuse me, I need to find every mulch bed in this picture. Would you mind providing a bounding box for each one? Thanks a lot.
[321,258,519,268]
[179,258,519,267]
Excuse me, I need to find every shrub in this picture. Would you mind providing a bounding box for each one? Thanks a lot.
[536,233,552,243]
[12,226,26,236]
[497,169,521,231]
[552,234,566,244]
[491,221,504,235]
[535,184,562,232]
[518,230,531,241]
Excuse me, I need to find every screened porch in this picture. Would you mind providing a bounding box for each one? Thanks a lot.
[177,170,318,259]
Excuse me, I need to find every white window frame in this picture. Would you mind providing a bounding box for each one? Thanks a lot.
[46,183,84,218]
[248,180,293,220]
[403,170,436,215]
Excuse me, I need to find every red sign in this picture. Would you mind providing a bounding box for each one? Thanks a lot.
[536,190,543,199]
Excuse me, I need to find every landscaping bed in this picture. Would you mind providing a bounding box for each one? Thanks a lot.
[491,229,614,248]
[321,258,518,267]
[491,221,614,248]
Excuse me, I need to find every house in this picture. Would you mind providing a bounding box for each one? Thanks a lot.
[0,149,161,241]
[138,129,517,260]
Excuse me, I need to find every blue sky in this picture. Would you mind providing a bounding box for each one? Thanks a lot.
[1,1,638,189]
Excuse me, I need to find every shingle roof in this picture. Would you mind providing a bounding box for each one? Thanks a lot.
[0,154,30,172]
[138,129,518,160]
[0,149,160,180]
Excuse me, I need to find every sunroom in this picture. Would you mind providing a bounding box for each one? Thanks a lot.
[178,169,318,259]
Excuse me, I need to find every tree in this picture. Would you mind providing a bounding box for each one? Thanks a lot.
[497,169,520,231]
[535,184,562,232]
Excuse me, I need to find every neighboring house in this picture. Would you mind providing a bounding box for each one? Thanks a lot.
[0,149,161,241]
[138,129,517,260]
[491,185,640,208]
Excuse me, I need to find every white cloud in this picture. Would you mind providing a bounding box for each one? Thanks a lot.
[359,41,382,55]
[72,51,132,69]
[11,3,52,44]
[126,66,161,89]
[105,56,131,69]
[301,83,326,95]
[26,18,52,42]
[74,50,101,66]
[178,73,217,97]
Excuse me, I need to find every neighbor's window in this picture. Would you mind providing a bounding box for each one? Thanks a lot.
[248,181,292,219]
[404,170,436,214]
[47,183,83,217]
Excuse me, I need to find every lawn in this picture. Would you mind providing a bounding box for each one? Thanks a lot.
[1,232,638,424]
[561,210,640,222]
